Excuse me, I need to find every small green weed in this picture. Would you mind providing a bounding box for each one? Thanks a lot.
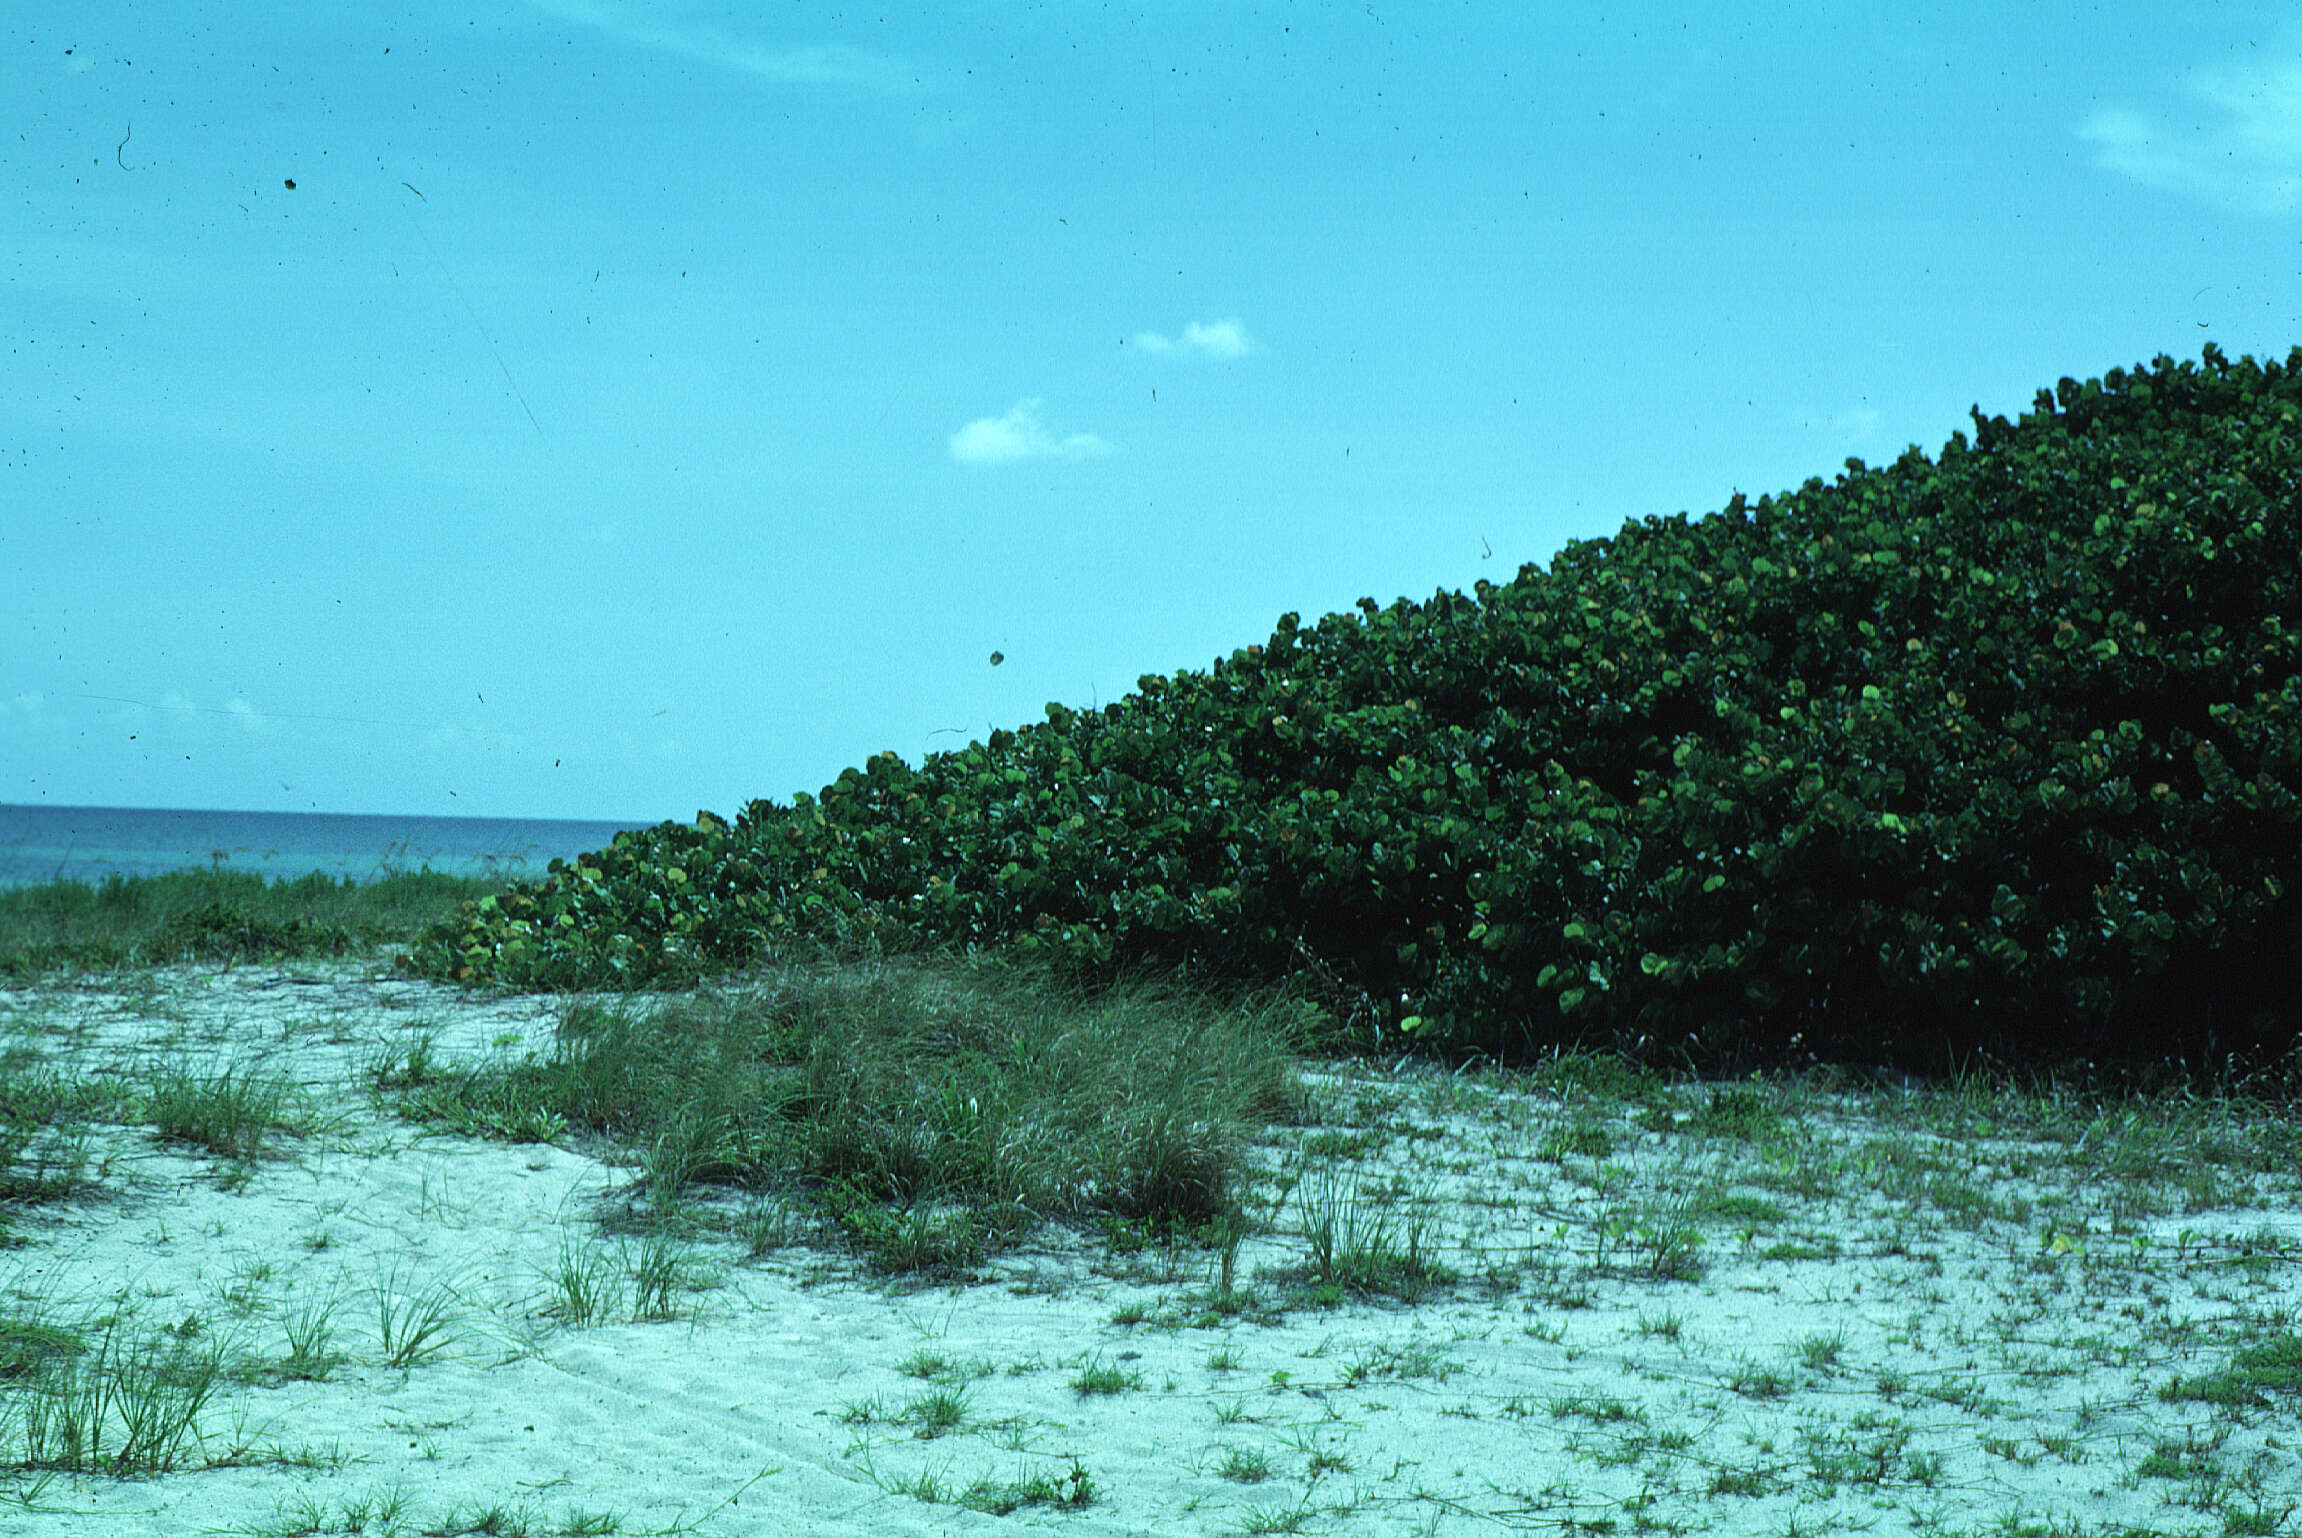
[1291,1167,1454,1301]
[1215,1445,1274,1482]
[372,1267,460,1368]
[2161,1332,2302,1407]
[1070,1355,1142,1396]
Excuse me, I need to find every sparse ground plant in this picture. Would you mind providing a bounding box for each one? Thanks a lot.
[1634,1308,1685,1341]
[371,1267,461,1368]
[540,1237,623,1327]
[0,1048,123,1220]
[277,1290,346,1382]
[1238,1492,1321,1534]
[237,1483,422,1538]
[0,1317,225,1477]
[1289,1165,1455,1301]
[958,1457,1096,1515]
[627,1232,710,1321]
[2161,1330,2302,1408]
[1589,1183,1708,1282]
[864,1451,1094,1516]
[1344,1339,1458,1384]
[899,1385,969,1438]
[1727,1356,1792,1400]
[893,1347,979,1383]
[1215,1444,1274,1483]
[1070,1354,1142,1395]
[1795,1329,1848,1372]
[1682,1080,1787,1143]
[143,1059,310,1168]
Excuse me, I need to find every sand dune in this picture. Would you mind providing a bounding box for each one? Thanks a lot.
[2,958,2297,1535]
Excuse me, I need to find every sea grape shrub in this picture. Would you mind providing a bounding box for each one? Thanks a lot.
[404,345,2302,1075]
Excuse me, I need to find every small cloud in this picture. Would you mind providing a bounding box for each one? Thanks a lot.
[1787,405,1883,446]
[2081,59,2302,215]
[524,0,920,93]
[949,399,1111,466]
[225,698,266,730]
[581,522,623,544]
[1129,318,1255,359]
[8,691,43,714]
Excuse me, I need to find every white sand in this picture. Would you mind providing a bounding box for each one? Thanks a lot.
[2,957,2297,1536]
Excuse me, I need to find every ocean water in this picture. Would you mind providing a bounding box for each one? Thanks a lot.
[0,803,654,890]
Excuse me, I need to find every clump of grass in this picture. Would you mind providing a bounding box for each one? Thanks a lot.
[1537,1121,1614,1161]
[1529,1050,1667,1107]
[1238,1493,1322,1534]
[144,1059,306,1166]
[0,1314,85,1383]
[1290,1166,1454,1302]
[1590,1186,1708,1282]
[399,953,1301,1275]
[1684,1080,1787,1142]
[895,1348,955,1381]
[875,1454,1095,1517]
[371,1034,567,1145]
[245,1486,422,1537]
[0,1055,111,1212]
[540,1238,623,1327]
[1,1319,224,1477]
[153,903,354,965]
[278,1292,346,1382]
[959,1458,1095,1515]
[628,1233,706,1321]
[899,1385,970,1438]
[372,1267,460,1369]
[2161,1331,2302,1408]
[1726,1356,1792,1400]
[1214,1445,1274,1483]
[1070,1355,1142,1396]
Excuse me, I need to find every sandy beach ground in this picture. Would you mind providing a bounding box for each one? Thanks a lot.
[2,956,2298,1536]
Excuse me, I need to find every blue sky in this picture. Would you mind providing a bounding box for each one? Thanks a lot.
[8,2,2302,822]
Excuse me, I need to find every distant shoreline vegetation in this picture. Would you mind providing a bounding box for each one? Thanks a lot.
[407,345,2301,1079]
[0,868,501,977]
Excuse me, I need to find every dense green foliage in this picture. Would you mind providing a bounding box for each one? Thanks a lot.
[406,346,2302,1073]
[0,868,499,975]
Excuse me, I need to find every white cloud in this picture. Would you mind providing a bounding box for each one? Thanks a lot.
[2081,60,2302,216]
[948,400,1111,466]
[1784,405,1883,449]
[523,0,919,92]
[1830,407,1882,440]
[1129,318,1256,359]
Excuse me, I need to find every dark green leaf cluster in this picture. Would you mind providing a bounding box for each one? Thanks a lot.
[405,345,2302,1073]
